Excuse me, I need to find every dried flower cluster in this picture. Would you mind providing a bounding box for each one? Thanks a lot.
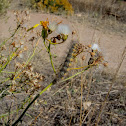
[88,44,107,66]
[10,63,44,94]
[13,10,30,28]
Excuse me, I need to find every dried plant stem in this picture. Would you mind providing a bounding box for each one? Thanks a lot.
[95,47,126,126]
[82,69,93,122]
[87,106,96,125]
[29,108,43,126]
[80,59,84,126]
[82,108,92,124]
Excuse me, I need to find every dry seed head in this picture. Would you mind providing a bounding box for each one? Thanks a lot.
[103,63,108,67]
[88,44,91,48]
[91,44,100,52]
[93,61,99,65]
[27,64,33,71]
[35,72,40,78]
[1,45,6,50]
[15,62,23,69]
[57,24,70,36]
[35,84,41,88]
[39,75,44,81]
[24,70,31,77]
[11,42,16,47]
[29,66,33,72]
[32,79,38,84]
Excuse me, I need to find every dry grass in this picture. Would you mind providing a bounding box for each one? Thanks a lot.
[69,0,126,22]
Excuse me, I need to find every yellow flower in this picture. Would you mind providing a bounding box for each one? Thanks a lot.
[40,19,49,30]
[27,19,49,32]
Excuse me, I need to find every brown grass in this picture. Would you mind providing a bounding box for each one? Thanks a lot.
[69,0,126,22]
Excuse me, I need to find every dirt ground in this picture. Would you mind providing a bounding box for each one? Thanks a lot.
[0,5,126,126]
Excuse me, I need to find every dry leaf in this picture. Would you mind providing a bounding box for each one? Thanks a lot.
[83,101,91,110]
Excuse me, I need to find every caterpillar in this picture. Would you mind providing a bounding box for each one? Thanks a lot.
[52,41,78,84]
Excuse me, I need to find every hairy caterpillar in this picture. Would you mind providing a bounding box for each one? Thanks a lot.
[52,41,78,84]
